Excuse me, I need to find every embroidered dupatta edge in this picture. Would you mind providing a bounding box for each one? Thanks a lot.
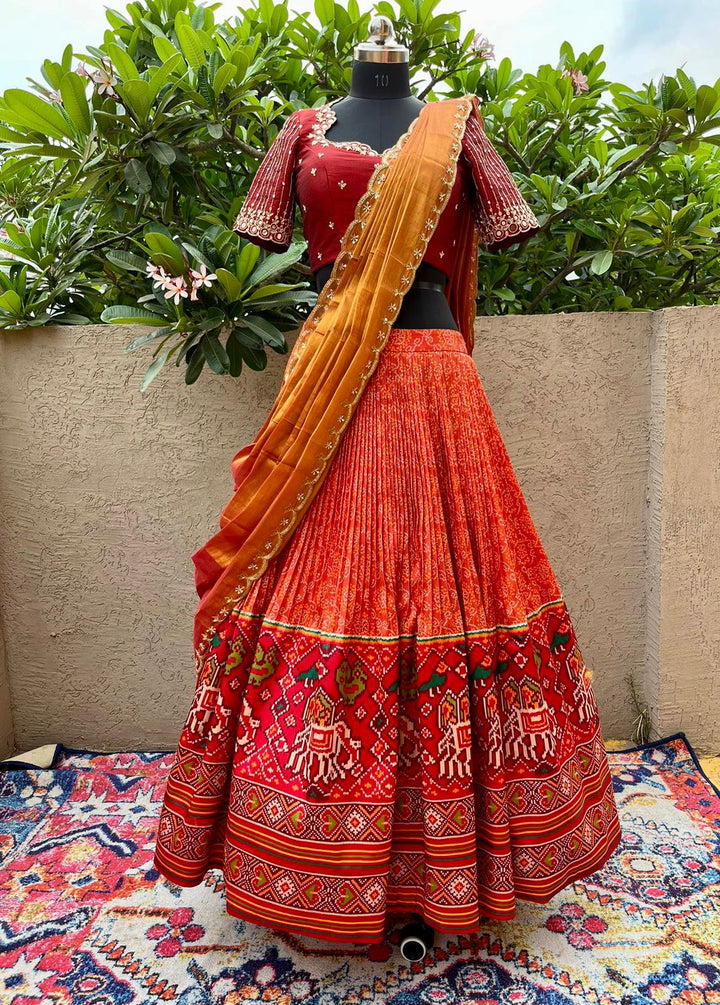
[191,94,480,672]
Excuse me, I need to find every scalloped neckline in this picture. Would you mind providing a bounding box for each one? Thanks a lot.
[314,98,425,158]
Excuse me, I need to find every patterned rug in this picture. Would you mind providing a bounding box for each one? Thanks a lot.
[1,731,718,1004]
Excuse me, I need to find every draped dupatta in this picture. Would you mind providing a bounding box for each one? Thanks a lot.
[191,94,483,671]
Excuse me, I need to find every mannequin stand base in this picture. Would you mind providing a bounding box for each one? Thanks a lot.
[398,912,435,961]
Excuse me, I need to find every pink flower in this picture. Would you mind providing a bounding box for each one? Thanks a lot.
[76,58,118,99]
[189,262,217,288]
[188,263,218,301]
[145,260,217,305]
[469,33,495,61]
[146,262,171,289]
[44,90,63,104]
[93,58,118,96]
[0,228,17,260]
[163,275,189,305]
[562,67,589,94]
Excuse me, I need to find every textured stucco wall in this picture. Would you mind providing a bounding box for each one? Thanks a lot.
[0,308,717,756]
[0,618,13,758]
[653,307,720,743]
[474,309,652,743]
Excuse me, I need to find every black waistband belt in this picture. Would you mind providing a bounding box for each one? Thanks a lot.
[413,280,446,292]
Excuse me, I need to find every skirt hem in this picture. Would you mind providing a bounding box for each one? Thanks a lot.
[153,820,623,944]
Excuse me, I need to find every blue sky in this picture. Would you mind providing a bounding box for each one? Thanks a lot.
[1,0,717,94]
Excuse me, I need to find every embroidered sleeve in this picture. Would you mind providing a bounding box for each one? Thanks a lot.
[462,110,540,252]
[233,110,303,252]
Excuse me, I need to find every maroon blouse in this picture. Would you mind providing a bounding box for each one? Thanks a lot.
[233,101,540,278]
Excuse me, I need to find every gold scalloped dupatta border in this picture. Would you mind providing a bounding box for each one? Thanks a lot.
[191,93,480,671]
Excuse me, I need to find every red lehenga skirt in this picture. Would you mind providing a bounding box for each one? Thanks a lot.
[153,325,622,944]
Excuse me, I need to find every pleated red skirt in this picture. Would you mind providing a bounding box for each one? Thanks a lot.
[153,326,622,943]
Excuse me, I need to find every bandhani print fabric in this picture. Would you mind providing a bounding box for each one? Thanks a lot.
[153,326,622,942]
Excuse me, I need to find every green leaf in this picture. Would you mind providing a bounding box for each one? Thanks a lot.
[202,331,230,373]
[140,346,173,393]
[196,308,226,331]
[244,241,304,288]
[215,267,244,301]
[41,59,64,91]
[314,0,334,25]
[153,36,180,63]
[191,5,207,29]
[120,79,151,123]
[574,219,607,241]
[106,7,132,28]
[694,84,718,123]
[496,56,512,93]
[106,249,149,272]
[229,327,263,349]
[148,141,177,164]
[0,290,23,315]
[144,232,186,274]
[146,53,185,102]
[59,72,92,133]
[240,314,286,348]
[106,43,140,81]
[0,143,80,160]
[677,68,696,105]
[245,282,298,301]
[212,62,235,97]
[184,345,205,384]
[235,340,268,371]
[176,23,206,70]
[226,329,245,376]
[101,304,169,324]
[141,17,168,38]
[590,250,614,275]
[125,325,177,350]
[2,88,71,140]
[124,158,152,194]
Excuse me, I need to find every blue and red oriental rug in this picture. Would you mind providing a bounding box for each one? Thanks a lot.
[1,732,718,1004]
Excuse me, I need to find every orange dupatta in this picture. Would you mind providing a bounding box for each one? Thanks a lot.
[191,93,482,671]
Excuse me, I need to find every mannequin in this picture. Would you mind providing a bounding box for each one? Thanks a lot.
[314,20,459,332]
[155,16,622,961]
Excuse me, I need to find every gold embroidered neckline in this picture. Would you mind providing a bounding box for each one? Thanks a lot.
[312,98,426,158]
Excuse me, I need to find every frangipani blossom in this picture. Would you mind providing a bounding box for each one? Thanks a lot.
[76,58,118,99]
[145,259,216,305]
[562,67,589,94]
[163,275,189,305]
[146,262,172,289]
[469,33,495,61]
[189,263,218,289]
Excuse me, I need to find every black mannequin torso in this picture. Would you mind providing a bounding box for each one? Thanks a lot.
[314,61,460,332]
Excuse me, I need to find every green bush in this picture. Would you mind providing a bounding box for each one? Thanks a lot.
[0,0,718,390]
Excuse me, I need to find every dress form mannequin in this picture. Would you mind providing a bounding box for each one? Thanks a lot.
[314,17,460,332]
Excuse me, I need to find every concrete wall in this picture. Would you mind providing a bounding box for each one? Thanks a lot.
[0,620,13,758]
[649,309,720,743]
[0,307,717,756]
